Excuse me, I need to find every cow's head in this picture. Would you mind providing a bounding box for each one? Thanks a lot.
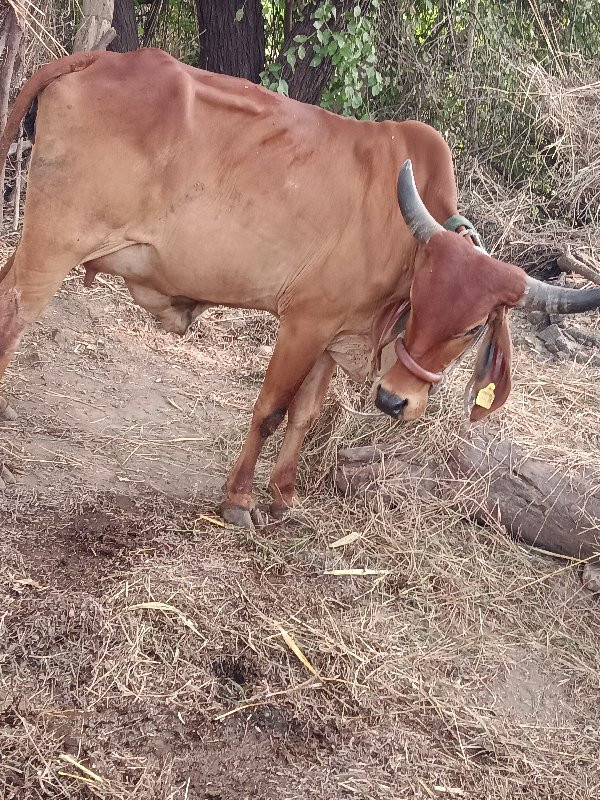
[374,160,600,422]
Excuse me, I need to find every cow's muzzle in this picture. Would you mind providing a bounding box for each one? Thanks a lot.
[375,385,408,418]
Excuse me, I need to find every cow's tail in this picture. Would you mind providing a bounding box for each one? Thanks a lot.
[0,52,103,176]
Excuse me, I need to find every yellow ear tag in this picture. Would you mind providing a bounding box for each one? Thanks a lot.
[475,382,496,410]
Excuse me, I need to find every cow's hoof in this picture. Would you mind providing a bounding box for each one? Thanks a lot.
[220,503,255,529]
[269,502,290,520]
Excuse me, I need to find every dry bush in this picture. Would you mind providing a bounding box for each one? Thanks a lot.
[374,3,600,274]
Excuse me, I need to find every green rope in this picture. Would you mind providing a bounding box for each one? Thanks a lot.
[443,214,475,232]
[442,214,486,251]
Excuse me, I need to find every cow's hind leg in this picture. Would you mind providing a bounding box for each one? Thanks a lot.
[0,245,79,420]
[0,253,18,420]
[268,352,336,518]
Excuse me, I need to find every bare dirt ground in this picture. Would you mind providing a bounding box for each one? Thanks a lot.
[1,229,600,800]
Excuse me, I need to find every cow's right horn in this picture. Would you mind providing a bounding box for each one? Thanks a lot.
[516,276,600,314]
[397,160,444,244]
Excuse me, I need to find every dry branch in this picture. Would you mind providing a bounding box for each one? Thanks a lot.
[451,434,600,561]
[335,433,600,562]
[0,6,23,228]
[72,0,115,52]
[92,26,117,51]
[557,247,600,286]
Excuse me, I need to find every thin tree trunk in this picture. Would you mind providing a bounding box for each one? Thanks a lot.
[283,0,294,39]
[12,123,23,231]
[73,0,115,52]
[463,0,477,137]
[108,0,139,52]
[0,7,23,228]
[277,0,360,106]
[195,0,265,83]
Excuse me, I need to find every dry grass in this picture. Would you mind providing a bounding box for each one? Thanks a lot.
[1,243,599,798]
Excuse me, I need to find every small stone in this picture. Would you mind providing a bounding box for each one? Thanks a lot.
[22,349,42,366]
[538,324,564,346]
[0,404,18,422]
[1,465,16,485]
[582,564,600,593]
[51,328,72,347]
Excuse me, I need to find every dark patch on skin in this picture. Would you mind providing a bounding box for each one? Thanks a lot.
[481,337,495,372]
[260,407,286,438]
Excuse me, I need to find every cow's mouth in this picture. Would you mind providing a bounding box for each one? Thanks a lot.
[374,385,408,418]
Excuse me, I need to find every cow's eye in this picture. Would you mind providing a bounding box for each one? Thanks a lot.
[465,324,484,337]
[453,325,484,340]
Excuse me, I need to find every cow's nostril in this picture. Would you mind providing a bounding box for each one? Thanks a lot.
[375,385,408,418]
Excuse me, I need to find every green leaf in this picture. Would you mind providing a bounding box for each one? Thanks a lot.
[298,44,306,60]
[277,78,289,96]
[234,7,244,22]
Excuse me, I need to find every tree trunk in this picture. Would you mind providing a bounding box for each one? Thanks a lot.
[0,6,23,228]
[335,434,600,562]
[195,0,265,83]
[73,0,115,52]
[108,0,139,52]
[277,0,359,105]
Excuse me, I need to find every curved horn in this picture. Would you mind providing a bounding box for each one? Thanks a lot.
[397,159,444,244]
[517,276,600,314]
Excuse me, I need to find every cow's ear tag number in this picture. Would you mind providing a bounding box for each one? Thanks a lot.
[475,382,496,409]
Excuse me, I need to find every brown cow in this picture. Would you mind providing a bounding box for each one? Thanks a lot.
[0,50,598,527]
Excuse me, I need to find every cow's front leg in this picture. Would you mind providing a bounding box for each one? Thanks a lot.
[220,318,335,528]
[268,352,336,518]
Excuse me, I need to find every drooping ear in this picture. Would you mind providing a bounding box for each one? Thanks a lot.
[371,299,410,370]
[465,307,513,421]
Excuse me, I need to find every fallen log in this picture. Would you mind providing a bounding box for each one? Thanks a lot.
[335,433,600,562]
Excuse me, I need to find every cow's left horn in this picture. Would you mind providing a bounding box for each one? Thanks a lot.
[517,276,600,314]
[397,160,444,244]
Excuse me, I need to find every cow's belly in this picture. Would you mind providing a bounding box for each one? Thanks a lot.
[84,237,283,314]
[84,244,158,284]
